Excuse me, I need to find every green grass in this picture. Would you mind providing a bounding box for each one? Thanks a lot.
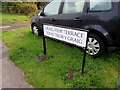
[1,28,120,88]
[1,13,30,25]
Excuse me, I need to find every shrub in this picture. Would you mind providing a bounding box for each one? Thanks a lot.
[2,2,38,15]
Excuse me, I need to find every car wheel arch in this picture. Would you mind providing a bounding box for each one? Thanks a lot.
[83,25,113,46]
[88,30,108,48]
[31,22,37,27]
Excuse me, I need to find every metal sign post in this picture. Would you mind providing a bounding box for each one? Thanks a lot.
[43,24,89,75]
[81,32,89,75]
[43,35,47,55]
[42,26,47,55]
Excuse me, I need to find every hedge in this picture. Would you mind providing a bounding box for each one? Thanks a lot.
[2,2,38,15]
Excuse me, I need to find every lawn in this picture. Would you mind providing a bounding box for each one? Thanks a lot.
[1,28,120,88]
[1,13,30,25]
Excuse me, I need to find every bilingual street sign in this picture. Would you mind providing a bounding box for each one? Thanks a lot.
[42,24,89,75]
[43,24,88,48]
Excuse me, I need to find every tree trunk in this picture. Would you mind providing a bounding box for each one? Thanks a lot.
[37,2,41,10]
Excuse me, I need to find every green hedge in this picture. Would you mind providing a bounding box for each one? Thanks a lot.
[2,2,38,15]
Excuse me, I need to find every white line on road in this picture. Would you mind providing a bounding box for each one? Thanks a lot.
[0,26,10,29]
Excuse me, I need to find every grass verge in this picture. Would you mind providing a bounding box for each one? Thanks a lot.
[1,28,120,88]
[1,13,30,25]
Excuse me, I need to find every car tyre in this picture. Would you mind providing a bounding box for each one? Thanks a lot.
[32,24,40,36]
[87,34,105,58]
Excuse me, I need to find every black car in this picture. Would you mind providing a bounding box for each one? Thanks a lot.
[31,0,120,57]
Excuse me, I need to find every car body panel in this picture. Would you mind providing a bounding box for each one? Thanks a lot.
[31,0,120,47]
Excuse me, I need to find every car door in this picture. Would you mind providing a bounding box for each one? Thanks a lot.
[118,1,120,45]
[39,0,62,25]
[86,0,120,46]
[57,0,87,28]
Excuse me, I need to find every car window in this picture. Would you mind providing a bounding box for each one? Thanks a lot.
[90,0,112,11]
[44,0,61,16]
[62,0,85,14]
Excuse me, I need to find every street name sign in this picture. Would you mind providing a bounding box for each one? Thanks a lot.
[43,24,88,48]
[43,24,89,75]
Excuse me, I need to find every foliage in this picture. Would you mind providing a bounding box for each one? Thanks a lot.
[2,2,38,15]
[1,28,120,88]
[35,2,47,10]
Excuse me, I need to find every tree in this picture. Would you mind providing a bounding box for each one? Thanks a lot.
[36,1,47,10]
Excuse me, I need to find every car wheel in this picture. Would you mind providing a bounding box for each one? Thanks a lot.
[87,34,105,57]
[32,24,39,36]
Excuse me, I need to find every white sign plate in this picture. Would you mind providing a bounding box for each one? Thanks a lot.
[43,24,88,48]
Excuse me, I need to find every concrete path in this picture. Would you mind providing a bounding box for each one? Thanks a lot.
[0,23,30,31]
[0,40,2,90]
[118,76,120,86]
[0,23,32,88]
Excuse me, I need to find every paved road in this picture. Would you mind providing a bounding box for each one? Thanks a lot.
[0,23,32,88]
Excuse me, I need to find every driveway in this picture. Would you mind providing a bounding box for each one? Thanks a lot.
[0,23,32,88]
